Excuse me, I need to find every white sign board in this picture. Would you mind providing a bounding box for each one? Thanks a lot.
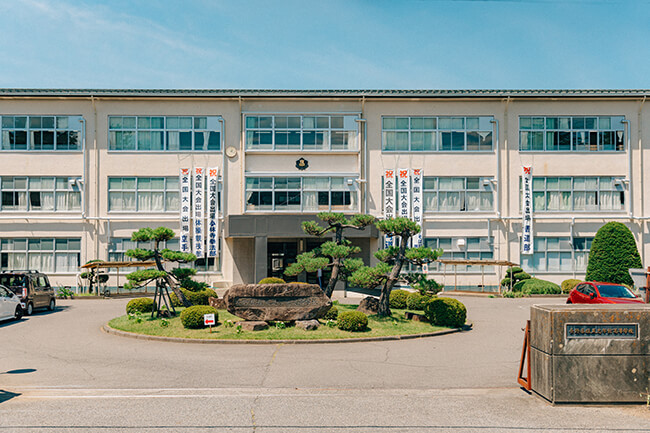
[521,166,533,255]
[204,313,216,326]
[179,168,191,253]
[398,168,411,219]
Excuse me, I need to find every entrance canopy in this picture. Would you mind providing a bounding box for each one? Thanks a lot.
[436,258,519,294]
[80,261,157,269]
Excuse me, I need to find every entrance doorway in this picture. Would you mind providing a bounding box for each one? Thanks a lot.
[267,241,298,281]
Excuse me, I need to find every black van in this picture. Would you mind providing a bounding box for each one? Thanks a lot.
[0,271,56,315]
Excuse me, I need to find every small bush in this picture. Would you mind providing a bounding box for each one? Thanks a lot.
[500,277,512,288]
[506,266,523,276]
[513,271,531,281]
[258,277,286,284]
[337,311,368,332]
[171,288,217,306]
[126,297,154,314]
[515,278,561,295]
[180,305,218,329]
[561,279,582,294]
[423,297,467,328]
[323,305,339,320]
[389,289,410,309]
[406,292,431,311]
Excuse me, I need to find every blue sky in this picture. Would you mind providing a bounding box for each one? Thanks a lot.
[1,0,650,89]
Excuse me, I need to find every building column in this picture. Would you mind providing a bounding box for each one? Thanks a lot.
[254,235,268,283]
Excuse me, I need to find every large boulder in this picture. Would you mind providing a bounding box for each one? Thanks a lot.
[224,283,331,321]
[357,296,379,315]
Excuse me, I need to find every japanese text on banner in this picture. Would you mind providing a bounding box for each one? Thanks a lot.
[193,167,205,258]
[179,168,191,253]
[522,166,533,255]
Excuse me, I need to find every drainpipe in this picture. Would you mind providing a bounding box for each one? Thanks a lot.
[80,117,87,220]
[570,217,576,279]
[622,119,632,219]
[490,118,501,220]
[354,117,367,213]
[638,96,646,266]
[218,116,226,275]
[91,95,100,261]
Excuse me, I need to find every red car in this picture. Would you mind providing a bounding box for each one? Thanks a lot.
[567,281,646,304]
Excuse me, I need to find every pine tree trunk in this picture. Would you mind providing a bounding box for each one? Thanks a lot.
[324,258,340,297]
[154,252,191,307]
[377,234,408,316]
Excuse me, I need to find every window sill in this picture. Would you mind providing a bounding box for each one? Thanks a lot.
[245,149,359,154]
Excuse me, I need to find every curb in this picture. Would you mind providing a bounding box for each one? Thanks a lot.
[101,324,463,345]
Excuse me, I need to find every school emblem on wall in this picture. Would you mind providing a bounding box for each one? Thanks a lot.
[296,158,309,170]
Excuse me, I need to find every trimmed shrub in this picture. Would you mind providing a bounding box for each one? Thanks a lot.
[126,297,154,314]
[502,267,530,289]
[506,267,523,276]
[423,297,467,328]
[180,305,218,329]
[389,289,410,309]
[337,311,368,332]
[500,277,512,288]
[515,278,561,295]
[406,292,431,311]
[585,222,642,286]
[258,277,286,284]
[322,305,339,320]
[170,288,218,306]
[561,279,581,294]
[513,272,531,281]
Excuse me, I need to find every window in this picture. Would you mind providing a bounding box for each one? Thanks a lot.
[108,177,179,212]
[0,177,81,211]
[109,237,219,272]
[521,237,592,273]
[108,116,222,151]
[424,237,493,273]
[245,115,359,151]
[422,177,493,212]
[382,116,493,152]
[0,115,83,151]
[245,176,358,212]
[519,116,625,151]
[0,238,81,273]
[523,176,624,212]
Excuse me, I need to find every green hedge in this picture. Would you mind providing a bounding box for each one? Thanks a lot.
[258,277,286,284]
[180,305,218,329]
[423,297,466,328]
[514,278,561,295]
[406,292,431,311]
[585,222,642,286]
[337,311,368,332]
[389,289,410,309]
[170,288,217,306]
[561,279,582,294]
[126,297,154,314]
[322,305,339,320]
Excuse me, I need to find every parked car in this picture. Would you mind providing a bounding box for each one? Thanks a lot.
[567,281,646,304]
[0,284,23,321]
[0,271,56,315]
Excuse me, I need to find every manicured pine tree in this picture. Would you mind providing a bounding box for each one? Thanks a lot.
[124,227,197,316]
[284,212,375,297]
[349,217,443,316]
[585,221,642,286]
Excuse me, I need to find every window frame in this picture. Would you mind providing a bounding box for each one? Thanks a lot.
[0,237,81,274]
[521,236,593,273]
[0,176,81,212]
[0,115,84,152]
[420,176,494,213]
[520,176,625,213]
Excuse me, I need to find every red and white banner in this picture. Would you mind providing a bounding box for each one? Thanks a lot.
[207,167,219,258]
[398,168,411,219]
[193,167,205,258]
[411,168,423,247]
[522,166,533,255]
[179,168,191,253]
[383,169,396,247]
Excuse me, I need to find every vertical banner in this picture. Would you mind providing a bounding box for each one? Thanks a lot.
[207,167,219,258]
[179,168,191,253]
[383,169,396,247]
[398,168,411,219]
[522,166,533,255]
[193,167,205,258]
[411,168,423,248]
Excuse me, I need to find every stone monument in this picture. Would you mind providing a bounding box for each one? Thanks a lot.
[224,283,331,322]
[529,304,649,403]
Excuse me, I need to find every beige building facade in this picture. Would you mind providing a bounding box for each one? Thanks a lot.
[0,89,648,292]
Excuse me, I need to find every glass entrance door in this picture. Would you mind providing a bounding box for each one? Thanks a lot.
[267,241,299,281]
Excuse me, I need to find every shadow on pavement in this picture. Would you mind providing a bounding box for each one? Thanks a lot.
[0,389,21,404]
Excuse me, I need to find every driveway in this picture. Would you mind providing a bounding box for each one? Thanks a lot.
[0,295,648,432]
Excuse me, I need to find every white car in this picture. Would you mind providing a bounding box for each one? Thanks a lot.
[0,284,23,322]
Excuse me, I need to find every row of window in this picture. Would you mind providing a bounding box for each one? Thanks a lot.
[0,235,593,275]
[1,177,81,211]
[0,114,627,153]
[245,176,357,212]
[522,177,624,212]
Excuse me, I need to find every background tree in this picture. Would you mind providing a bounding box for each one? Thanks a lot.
[284,212,375,297]
[80,260,109,294]
[585,221,642,286]
[349,217,443,316]
[124,227,197,315]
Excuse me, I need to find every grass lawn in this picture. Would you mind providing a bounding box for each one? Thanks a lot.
[108,304,449,340]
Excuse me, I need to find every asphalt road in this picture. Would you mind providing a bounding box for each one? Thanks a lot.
[0,294,649,433]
